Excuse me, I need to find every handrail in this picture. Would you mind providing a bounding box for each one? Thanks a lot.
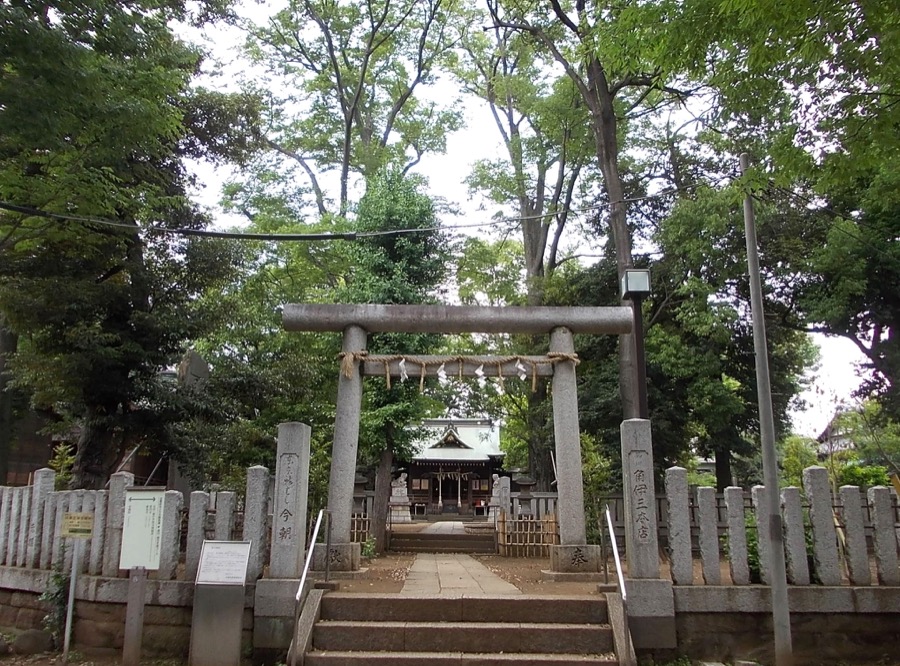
[605,503,635,666]
[288,509,329,666]
[605,504,626,604]
[296,509,328,603]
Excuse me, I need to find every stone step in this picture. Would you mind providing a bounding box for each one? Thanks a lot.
[388,534,496,553]
[305,650,619,665]
[321,594,610,625]
[313,620,614,654]
[390,533,495,542]
[388,541,496,553]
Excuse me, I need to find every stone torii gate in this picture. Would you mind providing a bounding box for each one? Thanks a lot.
[283,303,632,573]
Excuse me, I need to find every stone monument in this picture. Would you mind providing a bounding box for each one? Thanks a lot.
[388,473,411,524]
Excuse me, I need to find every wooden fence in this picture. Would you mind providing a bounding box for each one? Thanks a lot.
[496,512,559,557]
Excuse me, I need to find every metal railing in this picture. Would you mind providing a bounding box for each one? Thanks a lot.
[296,509,331,603]
[605,504,626,606]
[605,503,635,666]
[288,509,331,666]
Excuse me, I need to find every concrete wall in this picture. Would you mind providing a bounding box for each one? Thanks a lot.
[0,566,255,657]
[671,586,900,664]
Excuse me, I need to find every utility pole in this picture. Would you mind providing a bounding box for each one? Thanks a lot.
[740,153,793,666]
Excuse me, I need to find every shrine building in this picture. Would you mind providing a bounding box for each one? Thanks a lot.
[405,418,505,517]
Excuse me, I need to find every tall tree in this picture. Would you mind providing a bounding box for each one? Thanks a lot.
[233,0,463,219]
[0,0,254,487]
[456,19,597,487]
[685,0,900,418]
[487,0,699,419]
[343,171,450,552]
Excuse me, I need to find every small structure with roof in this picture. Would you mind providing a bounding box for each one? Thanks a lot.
[406,418,505,516]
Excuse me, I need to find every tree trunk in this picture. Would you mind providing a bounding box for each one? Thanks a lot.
[371,445,393,554]
[715,448,732,492]
[585,58,638,420]
[72,406,120,489]
[526,382,554,490]
[0,320,18,485]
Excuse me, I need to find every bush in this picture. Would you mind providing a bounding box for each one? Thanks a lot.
[838,463,890,488]
[721,514,761,584]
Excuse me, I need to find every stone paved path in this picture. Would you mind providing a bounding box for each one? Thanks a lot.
[401,552,521,596]
[419,520,469,534]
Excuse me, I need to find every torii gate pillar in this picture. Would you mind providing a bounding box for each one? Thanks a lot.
[548,327,601,573]
[314,324,366,571]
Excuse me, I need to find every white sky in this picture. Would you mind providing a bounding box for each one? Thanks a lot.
[793,334,867,438]
[184,13,866,441]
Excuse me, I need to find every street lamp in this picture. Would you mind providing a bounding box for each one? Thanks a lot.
[620,268,651,419]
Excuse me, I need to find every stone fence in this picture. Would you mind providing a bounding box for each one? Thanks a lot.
[660,466,900,587]
[508,467,900,587]
[0,468,276,582]
[601,481,900,544]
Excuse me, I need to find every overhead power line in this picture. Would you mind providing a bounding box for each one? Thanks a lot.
[0,187,695,243]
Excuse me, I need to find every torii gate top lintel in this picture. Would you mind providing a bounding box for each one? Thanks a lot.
[283,303,633,335]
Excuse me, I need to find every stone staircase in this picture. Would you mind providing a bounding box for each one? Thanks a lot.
[388,531,496,553]
[303,593,619,665]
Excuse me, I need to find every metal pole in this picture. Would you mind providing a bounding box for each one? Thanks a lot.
[122,566,147,666]
[740,153,793,666]
[143,456,166,486]
[62,539,80,665]
[632,295,649,419]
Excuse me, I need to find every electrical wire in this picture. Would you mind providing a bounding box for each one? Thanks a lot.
[0,187,692,243]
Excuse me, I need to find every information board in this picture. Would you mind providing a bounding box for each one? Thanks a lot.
[61,512,94,538]
[195,541,252,585]
[119,488,165,570]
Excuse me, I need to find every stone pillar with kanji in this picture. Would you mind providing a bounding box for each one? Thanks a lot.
[268,422,311,578]
[620,419,676,650]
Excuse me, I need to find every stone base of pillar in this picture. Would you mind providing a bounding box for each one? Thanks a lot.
[624,578,676,649]
[549,544,602,574]
[253,578,300,650]
[311,542,361,572]
[389,501,411,524]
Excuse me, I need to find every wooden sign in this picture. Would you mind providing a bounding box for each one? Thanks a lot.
[61,512,93,538]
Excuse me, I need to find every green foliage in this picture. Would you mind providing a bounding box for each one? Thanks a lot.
[687,469,717,489]
[832,402,900,477]
[744,514,762,585]
[456,238,526,307]
[721,514,762,585]
[581,433,613,544]
[39,543,69,646]
[361,537,377,559]
[779,436,819,488]
[549,251,812,483]
[345,171,451,463]
[237,0,463,216]
[0,0,252,487]
[48,443,76,491]
[837,463,890,489]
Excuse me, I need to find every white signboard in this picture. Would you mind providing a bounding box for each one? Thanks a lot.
[119,488,165,570]
[196,541,252,585]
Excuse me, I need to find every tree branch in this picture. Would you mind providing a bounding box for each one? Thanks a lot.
[548,0,580,36]
[263,137,328,216]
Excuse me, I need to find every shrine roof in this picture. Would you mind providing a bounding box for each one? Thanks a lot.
[411,418,503,463]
